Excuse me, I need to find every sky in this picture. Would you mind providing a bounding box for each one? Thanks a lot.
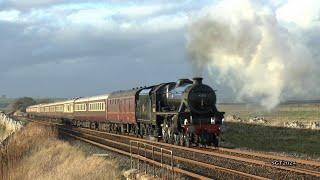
[0,0,205,98]
[0,0,319,104]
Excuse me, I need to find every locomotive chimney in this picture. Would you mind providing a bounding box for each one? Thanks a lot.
[176,79,192,86]
[192,77,203,85]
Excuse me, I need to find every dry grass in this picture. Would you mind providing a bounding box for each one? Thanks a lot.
[1,123,122,180]
[0,124,5,140]
[0,113,23,142]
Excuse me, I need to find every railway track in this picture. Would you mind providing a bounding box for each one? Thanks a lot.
[205,147,320,175]
[24,118,320,179]
[74,126,320,179]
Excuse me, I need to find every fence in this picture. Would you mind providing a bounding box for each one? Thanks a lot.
[130,140,174,179]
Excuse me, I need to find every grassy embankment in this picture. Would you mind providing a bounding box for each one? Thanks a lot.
[221,122,320,158]
[0,123,122,180]
[0,124,6,140]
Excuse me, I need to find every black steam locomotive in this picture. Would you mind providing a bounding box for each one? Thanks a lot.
[137,77,224,146]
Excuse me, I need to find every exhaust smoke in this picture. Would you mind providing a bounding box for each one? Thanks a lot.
[187,0,320,109]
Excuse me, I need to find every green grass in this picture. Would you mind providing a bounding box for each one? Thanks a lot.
[0,97,15,110]
[221,122,320,158]
[217,103,320,125]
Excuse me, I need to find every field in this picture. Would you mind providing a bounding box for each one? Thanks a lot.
[218,103,320,158]
[0,97,15,110]
[217,103,320,126]
[221,122,320,158]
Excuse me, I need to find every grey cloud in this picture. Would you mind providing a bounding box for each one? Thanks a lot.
[0,18,191,97]
[0,0,228,99]
[0,0,93,10]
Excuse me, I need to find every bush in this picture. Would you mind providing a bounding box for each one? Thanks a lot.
[9,97,36,113]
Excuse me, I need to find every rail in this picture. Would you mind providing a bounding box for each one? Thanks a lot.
[23,118,320,179]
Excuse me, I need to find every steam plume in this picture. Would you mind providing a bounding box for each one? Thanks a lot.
[187,0,320,109]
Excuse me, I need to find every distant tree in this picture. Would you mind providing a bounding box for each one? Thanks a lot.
[37,98,54,104]
[10,97,36,112]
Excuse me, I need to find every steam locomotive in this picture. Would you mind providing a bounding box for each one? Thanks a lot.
[26,77,224,146]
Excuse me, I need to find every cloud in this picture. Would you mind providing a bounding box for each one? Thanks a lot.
[2,0,317,104]
[0,9,20,21]
[0,1,191,66]
[0,1,200,97]
[0,0,92,10]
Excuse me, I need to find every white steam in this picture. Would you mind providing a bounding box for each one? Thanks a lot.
[187,0,320,109]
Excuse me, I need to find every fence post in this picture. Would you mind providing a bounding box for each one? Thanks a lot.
[144,143,147,174]
[171,151,174,179]
[161,148,163,179]
[130,141,133,169]
[137,142,140,171]
[152,146,155,177]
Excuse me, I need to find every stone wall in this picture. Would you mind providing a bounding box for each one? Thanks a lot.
[225,114,320,130]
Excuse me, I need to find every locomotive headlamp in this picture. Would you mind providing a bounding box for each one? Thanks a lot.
[184,119,188,125]
[211,117,215,124]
